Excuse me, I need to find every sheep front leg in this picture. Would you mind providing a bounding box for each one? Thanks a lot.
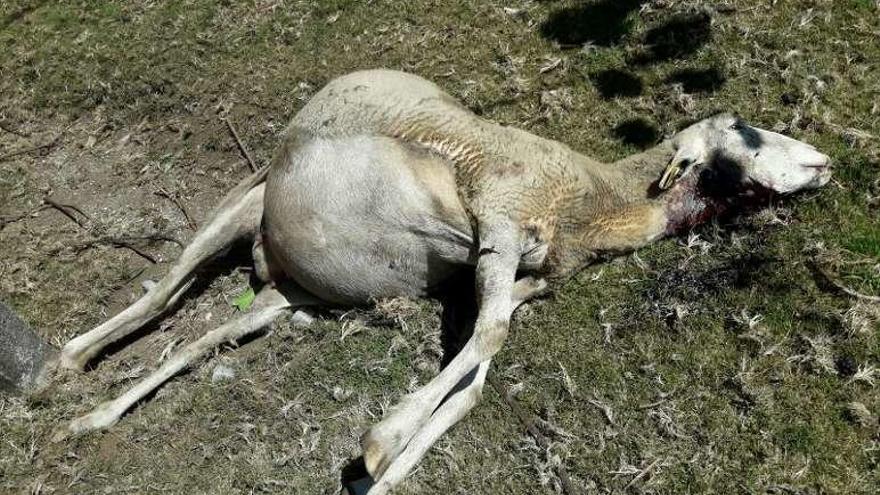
[362,221,521,479]
[367,360,490,495]
[365,276,546,492]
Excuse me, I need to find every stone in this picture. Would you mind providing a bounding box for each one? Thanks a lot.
[211,363,236,383]
[0,301,56,394]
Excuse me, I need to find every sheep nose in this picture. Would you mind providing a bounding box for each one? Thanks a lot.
[802,154,832,170]
[802,154,833,189]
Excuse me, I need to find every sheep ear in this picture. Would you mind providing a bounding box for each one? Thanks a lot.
[659,142,703,190]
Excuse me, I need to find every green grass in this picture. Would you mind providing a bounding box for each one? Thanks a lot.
[1,0,879,493]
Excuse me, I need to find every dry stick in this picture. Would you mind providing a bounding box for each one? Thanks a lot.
[43,197,159,264]
[0,120,30,137]
[487,374,580,495]
[637,388,678,410]
[0,204,50,228]
[129,234,183,248]
[113,242,157,263]
[155,187,198,231]
[121,266,149,285]
[42,197,89,227]
[0,134,61,162]
[816,264,880,303]
[3,198,89,229]
[98,239,158,264]
[637,398,668,410]
[61,235,180,262]
[624,458,662,490]
[223,118,258,172]
[84,234,182,247]
[61,203,92,223]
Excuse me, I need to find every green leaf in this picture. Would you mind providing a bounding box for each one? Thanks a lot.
[232,287,256,312]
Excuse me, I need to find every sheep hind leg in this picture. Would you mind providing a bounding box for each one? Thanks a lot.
[54,282,317,441]
[58,168,269,372]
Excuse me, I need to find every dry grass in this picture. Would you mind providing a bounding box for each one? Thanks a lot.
[1,0,879,493]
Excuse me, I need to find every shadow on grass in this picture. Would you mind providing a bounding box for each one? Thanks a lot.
[629,12,713,65]
[340,457,374,495]
[545,6,721,100]
[435,269,478,365]
[664,66,726,93]
[540,0,647,47]
[0,0,49,31]
[591,68,644,98]
[613,117,659,148]
[646,253,781,304]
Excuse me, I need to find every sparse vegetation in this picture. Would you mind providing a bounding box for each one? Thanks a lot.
[1,0,878,493]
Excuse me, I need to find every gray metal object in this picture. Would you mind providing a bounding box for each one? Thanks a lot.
[0,301,55,394]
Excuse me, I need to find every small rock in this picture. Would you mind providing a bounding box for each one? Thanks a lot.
[0,301,56,393]
[332,386,352,401]
[290,309,315,327]
[807,75,827,93]
[211,364,236,383]
[503,7,524,17]
[507,381,525,398]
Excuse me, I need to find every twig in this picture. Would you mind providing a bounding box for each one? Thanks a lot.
[62,204,91,222]
[42,197,173,264]
[588,397,615,424]
[637,388,678,410]
[107,240,158,263]
[488,374,580,495]
[155,187,198,231]
[0,134,61,162]
[66,237,166,264]
[69,239,160,264]
[121,266,149,285]
[223,117,258,172]
[129,234,183,248]
[42,197,89,228]
[624,458,662,490]
[637,398,669,410]
[0,120,30,137]
[815,264,880,303]
[91,234,182,248]
[57,235,180,264]
[0,204,50,228]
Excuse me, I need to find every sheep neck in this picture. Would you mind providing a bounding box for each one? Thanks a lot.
[608,141,746,234]
[544,141,734,277]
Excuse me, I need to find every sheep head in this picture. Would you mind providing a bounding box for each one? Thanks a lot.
[656,113,831,231]
[659,113,832,194]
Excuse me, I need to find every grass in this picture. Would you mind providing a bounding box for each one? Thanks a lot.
[1,0,879,493]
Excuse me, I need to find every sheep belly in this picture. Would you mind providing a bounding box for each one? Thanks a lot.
[263,135,473,305]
